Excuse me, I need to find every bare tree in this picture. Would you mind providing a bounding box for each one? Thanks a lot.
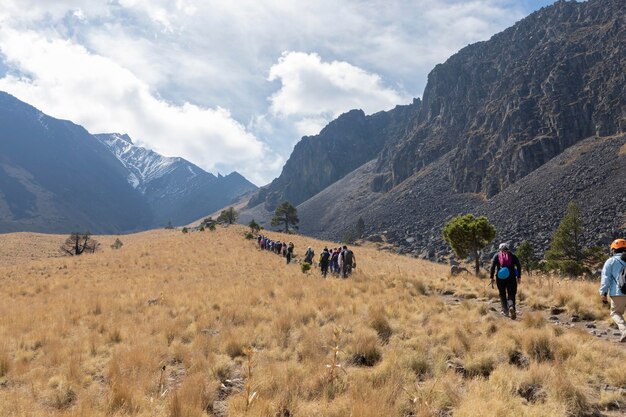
[61,231,99,256]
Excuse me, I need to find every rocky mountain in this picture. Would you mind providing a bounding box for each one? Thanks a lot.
[0,92,257,233]
[0,92,152,234]
[247,99,421,211]
[257,0,626,260]
[94,133,257,227]
[375,0,625,197]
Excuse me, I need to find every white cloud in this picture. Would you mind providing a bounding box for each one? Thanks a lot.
[267,51,411,136]
[269,51,409,118]
[0,28,274,184]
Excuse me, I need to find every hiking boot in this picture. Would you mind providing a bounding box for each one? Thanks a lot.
[620,331,626,343]
[509,306,516,320]
[500,310,509,317]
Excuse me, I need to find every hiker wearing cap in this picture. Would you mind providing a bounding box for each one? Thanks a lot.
[600,239,626,342]
[490,243,522,319]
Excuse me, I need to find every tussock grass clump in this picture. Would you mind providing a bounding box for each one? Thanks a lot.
[522,311,547,329]
[368,306,393,344]
[348,329,382,367]
[463,353,496,378]
[0,349,10,378]
[523,329,555,362]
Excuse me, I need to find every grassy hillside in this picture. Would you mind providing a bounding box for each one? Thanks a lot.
[0,227,624,417]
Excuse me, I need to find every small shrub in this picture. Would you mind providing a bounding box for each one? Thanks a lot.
[301,262,311,274]
[110,238,123,250]
[244,231,254,240]
[182,227,189,234]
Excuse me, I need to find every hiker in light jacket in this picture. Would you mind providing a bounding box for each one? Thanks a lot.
[600,239,626,342]
[490,242,522,320]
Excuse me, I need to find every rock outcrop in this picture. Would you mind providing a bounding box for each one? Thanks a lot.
[247,99,421,211]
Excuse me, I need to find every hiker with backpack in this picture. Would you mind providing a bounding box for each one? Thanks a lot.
[600,239,626,342]
[340,246,356,278]
[319,247,330,278]
[490,243,522,319]
[286,242,294,264]
[304,246,315,265]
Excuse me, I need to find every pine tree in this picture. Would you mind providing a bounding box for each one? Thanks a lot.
[516,240,537,276]
[248,219,261,234]
[443,214,496,276]
[545,201,587,275]
[217,207,239,225]
[271,201,299,233]
[355,217,365,239]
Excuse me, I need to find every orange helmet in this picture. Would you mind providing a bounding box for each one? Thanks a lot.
[610,239,626,251]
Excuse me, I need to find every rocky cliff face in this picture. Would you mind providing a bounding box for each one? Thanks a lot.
[248,99,421,211]
[293,0,626,260]
[375,0,625,197]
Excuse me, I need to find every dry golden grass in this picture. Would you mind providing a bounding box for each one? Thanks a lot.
[0,226,624,417]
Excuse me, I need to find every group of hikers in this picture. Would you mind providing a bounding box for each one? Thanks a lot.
[258,236,295,263]
[257,235,357,278]
[490,239,626,342]
[256,233,625,342]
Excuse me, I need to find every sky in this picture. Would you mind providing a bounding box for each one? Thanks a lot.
[0,0,555,185]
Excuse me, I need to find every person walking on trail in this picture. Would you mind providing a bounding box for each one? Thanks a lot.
[331,249,340,274]
[490,242,522,319]
[341,246,356,278]
[600,239,626,342]
[304,246,315,265]
[286,242,294,264]
[319,248,330,278]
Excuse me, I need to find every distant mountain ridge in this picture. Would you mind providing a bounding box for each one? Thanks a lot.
[0,92,257,233]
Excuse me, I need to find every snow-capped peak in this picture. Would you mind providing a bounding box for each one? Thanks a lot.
[94,133,206,192]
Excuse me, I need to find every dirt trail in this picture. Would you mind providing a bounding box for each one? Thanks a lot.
[440,292,625,347]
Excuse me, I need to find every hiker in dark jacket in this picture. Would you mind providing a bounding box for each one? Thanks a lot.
[340,246,356,278]
[490,242,522,319]
[304,247,314,264]
[286,242,294,264]
[319,247,330,278]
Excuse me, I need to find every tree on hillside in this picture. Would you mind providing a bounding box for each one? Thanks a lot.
[443,214,496,276]
[61,231,99,256]
[248,219,261,234]
[516,240,537,276]
[355,217,366,239]
[545,201,587,275]
[271,201,299,233]
[217,207,239,225]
